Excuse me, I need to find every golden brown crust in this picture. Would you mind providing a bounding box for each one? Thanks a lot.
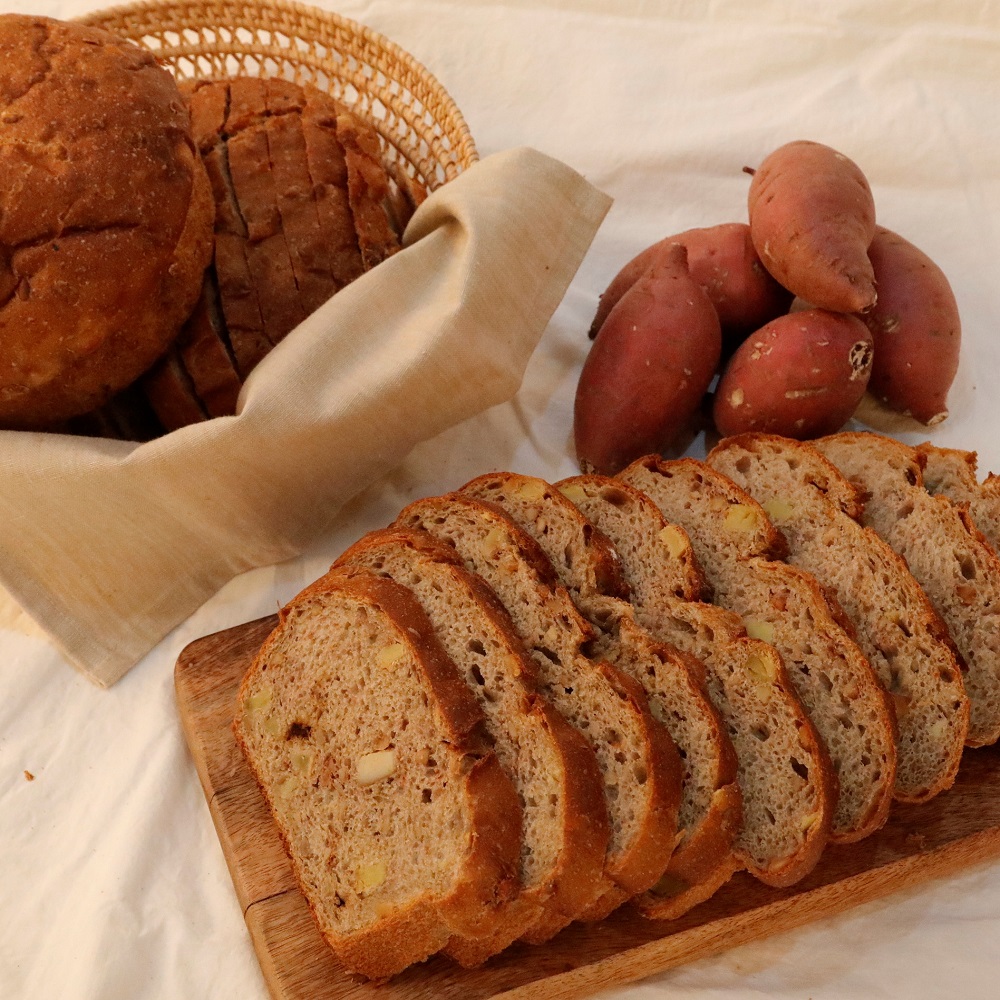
[0,15,213,427]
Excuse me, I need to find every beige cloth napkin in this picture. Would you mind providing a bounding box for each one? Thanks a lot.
[0,146,611,687]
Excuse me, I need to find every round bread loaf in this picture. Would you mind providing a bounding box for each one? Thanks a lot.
[0,14,213,429]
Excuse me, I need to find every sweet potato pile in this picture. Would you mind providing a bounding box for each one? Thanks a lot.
[575,140,962,474]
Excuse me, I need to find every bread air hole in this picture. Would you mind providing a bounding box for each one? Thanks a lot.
[790,757,809,781]
[957,553,977,580]
[467,639,486,656]
[599,486,630,508]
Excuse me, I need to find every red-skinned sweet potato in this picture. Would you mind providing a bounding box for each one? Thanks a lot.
[863,226,960,425]
[713,308,873,439]
[589,223,791,346]
[747,140,877,313]
[575,244,721,474]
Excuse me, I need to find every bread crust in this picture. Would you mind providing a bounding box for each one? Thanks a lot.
[0,15,214,427]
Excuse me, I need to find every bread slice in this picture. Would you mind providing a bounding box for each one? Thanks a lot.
[332,528,610,960]
[185,79,273,379]
[817,432,1000,747]
[461,472,741,920]
[337,107,403,270]
[394,493,683,930]
[263,80,343,316]
[919,443,1000,555]
[562,472,833,889]
[233,569,521,980]
[226,77,308,345]
[622,455,894,844]
[709,433,967,802]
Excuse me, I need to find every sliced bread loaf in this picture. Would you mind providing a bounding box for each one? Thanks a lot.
[233,569,521,980]
[461,472,742,920]
[817,432,1000,748]
[621,456,895,844]
[394,493,683,929]
[709,433,968,801]
[332,528,610,960]
[919,443,1000,555]
[560,473,834,888]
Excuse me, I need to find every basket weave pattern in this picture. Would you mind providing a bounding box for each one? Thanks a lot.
[79,0,477,192]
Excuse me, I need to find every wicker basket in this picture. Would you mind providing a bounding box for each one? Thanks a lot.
[79,0,477,193]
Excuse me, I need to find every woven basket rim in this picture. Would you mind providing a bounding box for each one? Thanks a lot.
[77,0,479,183]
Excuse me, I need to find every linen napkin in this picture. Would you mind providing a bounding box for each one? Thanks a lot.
[0,146,611,687]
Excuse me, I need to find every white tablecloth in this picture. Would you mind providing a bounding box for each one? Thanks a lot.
[3,1,1000,997]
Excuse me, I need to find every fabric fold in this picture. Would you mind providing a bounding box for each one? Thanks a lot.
[0,146,611,686]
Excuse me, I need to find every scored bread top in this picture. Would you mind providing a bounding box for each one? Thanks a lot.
[332,527,610,958]
[709,433,967,802]
[572,469,834,888]
[622,455,895,844]
[233,569,521,980]
[0,15,214,428]
[818,432,1000,748]
[394,492,683,912]
[462,471,741,920]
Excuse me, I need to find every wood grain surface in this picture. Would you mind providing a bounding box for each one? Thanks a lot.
[175,616,1000,1000]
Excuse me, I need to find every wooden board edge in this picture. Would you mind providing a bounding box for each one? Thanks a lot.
[491,827,1000,1000]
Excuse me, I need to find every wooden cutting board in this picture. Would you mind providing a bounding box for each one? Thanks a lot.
[176,616,1000,1000]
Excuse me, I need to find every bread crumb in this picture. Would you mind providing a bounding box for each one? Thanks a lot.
[24,770,35,782]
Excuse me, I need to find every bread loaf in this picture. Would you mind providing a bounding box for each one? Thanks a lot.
[140,76,408,432]
[567,469,835,887]
[0,14,214,428]
[817,432,1000,748]
[622,455,896,845]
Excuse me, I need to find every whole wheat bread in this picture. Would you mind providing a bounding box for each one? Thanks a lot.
[394,493,683,931]
[709,433,967,801]
[332,528,610,959]
[461,471,742,920]
[817,432,1000,748]
[233,570,521,980]
[622,455,895,844]
[919,443,1000,556]
[565,471,834,889]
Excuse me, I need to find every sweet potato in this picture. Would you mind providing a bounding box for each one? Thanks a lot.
[589,223,791,345]
[747,140,877,313]
[863,226,960,425]
[574,243,721,474]
[713,308,873,439]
